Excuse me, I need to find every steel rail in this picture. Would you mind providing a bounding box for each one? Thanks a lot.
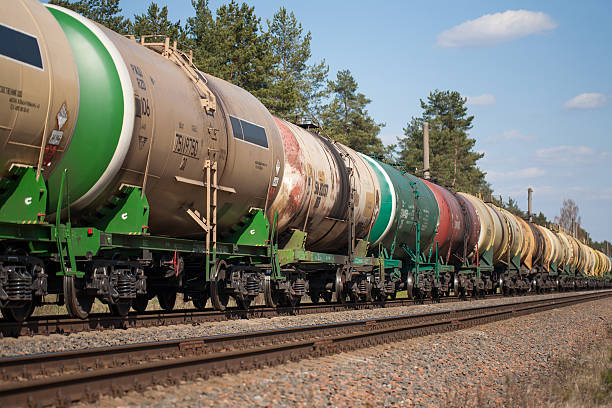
[0,294,501,338]
[0,291,609,407]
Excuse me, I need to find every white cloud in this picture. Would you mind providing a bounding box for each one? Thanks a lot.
[562,93,607,109]
[565,186,612,201]
[535,145,608,163]
[485,129,536,142]
[487,167,546,181]
[437,10,558,48]
[466,93,496,106]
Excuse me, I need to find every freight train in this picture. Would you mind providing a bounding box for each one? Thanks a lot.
[0,0,610,321]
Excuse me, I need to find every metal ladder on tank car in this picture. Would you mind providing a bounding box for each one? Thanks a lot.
[204,159,218,278]
[133,35,217,113]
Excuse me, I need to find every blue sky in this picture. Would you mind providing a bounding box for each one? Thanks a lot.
[83,1,612,241]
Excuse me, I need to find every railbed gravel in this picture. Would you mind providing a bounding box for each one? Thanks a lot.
[0,290,606,358]
[75,294,612,408]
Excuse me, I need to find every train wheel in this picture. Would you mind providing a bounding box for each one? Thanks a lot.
[322,291,333,304]
[210,260,230,311]
[133,295,149,313]
[309,291,320,304]
[192,290,209,311]
[158,291,177,311]
[334,267,345,303]
[64,275,93,320]
[1,302,34,322]
[263,276,280,307]
[110,301,131,317]
[406,274,414,300]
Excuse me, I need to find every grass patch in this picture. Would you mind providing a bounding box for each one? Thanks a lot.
[501,325,612,407]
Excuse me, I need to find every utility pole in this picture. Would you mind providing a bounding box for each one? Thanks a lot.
[527,188,533,222]
[423,122,430,180]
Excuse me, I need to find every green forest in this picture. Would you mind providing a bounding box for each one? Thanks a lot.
[49,0,608,252]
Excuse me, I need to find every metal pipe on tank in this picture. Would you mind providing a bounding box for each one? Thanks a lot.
[527,187,533,222]
[423,122,430,180]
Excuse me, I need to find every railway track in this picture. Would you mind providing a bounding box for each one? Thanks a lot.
[0,294,500,338]
[0,290,609,407]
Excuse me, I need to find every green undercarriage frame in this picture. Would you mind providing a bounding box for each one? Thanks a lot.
[0,167,606,285]
[0,167,402,281]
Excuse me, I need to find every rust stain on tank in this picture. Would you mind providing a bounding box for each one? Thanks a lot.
[274,117,303,177]
[289,183,303,210]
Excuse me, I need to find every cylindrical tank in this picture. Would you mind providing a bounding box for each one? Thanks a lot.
[529,223,545,268]
[499,207,523,260]
[363,157,438,259]
[457,193,495,256]
[486,204,507,263]
[588,247,597,275]
[550,229,565,265]
[268,119,379,252]
[0,0,79,179]
[602,252,610,276]
[576,242,588,272]
[599,251,607,276]
[454,193,481,263]
[516,217,534,269]
[600,251,610,276]
[556,232,573,270]
[593,249,602,276]
[2,2,287,239]
[422,181,463,263]
[536,225,553,270]
[597,252,606,276]
[596,251,604,276]
[568,235,581,270]
[548,228,560,265]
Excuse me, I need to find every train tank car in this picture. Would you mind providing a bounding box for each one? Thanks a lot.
[362,157,439,297]
[268,118,379,253]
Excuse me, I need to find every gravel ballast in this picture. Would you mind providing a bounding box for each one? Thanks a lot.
[0,290,606,358]
[74,295,612,408]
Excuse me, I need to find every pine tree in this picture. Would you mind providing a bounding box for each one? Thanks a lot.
[132,2,183,42]
[503,197,525,218]
[48,0,131,34]
[532,211,549,227]
[319,70,384,156]
[263,7,328,121]
[197,1,275,98]
[398,90,489,193]
[186,0,217,69]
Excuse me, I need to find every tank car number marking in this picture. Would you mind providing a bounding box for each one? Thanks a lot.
[135,96,151,117]
[314,182,329,197]
[130,64,147,91]
[173,133,200,159]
